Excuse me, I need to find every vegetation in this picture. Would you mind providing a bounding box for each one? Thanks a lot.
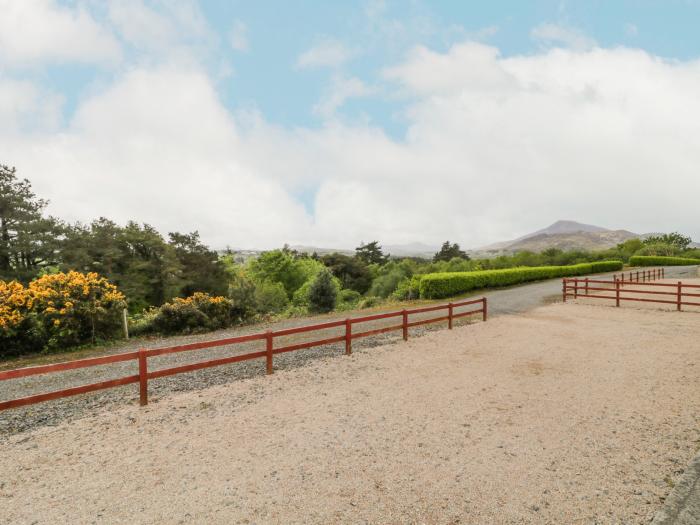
[433,241,469,262]
[0,164,697,357]
[0,271,126,357]
[629,255,700,267]
[418,262,624,299]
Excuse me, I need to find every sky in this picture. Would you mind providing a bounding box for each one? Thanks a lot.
[2,0,700,250]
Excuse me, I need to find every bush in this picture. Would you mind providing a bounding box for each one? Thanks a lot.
[308,270,337,313]
[629,255,700,267]
[151,292,243,335]
[418,261,623,299]
[338,289,361,304]
[357,296,381,309]
[254,281,289,314]
[392,276,421,300]
[0,271,127,356]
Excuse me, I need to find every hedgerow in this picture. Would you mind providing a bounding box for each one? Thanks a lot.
[418,261,623,299]
[629,255,700,267]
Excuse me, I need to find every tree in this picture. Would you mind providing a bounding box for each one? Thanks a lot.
[643,232,692,251]
[168,231,228,297]
[308,270,337,313]
[355,241,388,265]
[320,252,372,294]
[433,241,469,262]
[0,165,63,281]
[249,249,309,299]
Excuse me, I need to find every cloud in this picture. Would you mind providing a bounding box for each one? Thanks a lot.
[229,20,249,52]
[531,23,597,51]
[296,38,354,69]
[0,0,121,66]
[313,76,375,118]
[4,36,700,249]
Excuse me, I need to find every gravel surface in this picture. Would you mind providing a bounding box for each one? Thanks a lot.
[1,265,696,436]
[2,302,698,524]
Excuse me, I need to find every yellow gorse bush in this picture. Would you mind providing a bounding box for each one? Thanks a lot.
[0,280,30,330]
[0,271,127,353]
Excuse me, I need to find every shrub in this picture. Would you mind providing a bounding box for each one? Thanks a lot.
[28,271,127,351]
[392,276,421,300]
[357,296,381,309]
[151,292,241,335]
[338,289,361,304]
[418,261,623,299]
[629,255,700,267]
[254,281,289,314]
[308,270,337,313]
[0,280,41,357]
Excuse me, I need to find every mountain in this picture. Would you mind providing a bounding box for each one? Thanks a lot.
[475,220,638,254]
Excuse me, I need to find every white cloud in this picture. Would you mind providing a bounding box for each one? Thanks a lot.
[229,20,249,52]
[296,38,354,69]
[4,38,700,249]
[0,0,121,66]
[313,76,375,118]
[531,23,597,51]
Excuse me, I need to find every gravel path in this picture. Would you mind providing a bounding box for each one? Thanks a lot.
[1,265,696,436]
[2,302,698,524]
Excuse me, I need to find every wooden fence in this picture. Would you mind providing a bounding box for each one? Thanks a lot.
[562,268,700,310]
[0,297,487,412]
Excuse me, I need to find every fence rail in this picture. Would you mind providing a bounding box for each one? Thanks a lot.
[0,297,487,412]
[562,268,700,310]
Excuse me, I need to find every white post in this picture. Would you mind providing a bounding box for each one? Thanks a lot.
[122,308,129,339]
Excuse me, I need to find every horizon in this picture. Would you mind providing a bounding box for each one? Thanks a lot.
[3,1,700,249]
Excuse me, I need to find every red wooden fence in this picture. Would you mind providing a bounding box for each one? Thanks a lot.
[0,297,487,412]
[562,268,700,310]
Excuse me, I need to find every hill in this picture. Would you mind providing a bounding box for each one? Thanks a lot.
[475,220,638,255]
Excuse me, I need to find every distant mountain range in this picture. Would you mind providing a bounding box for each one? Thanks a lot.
[475,220,638,254]
[224,220,694,259]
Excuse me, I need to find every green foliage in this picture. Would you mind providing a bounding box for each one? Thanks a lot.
[254,281,289,314]
[168,231,228,297]
[149,293,243,335]
[433,241,469,262]
[0,164,63,282]
[338,288,361,304]
[392,276,422,300]
[320,252,372,293]
[357,296,381,309]
[629,255,700,267]
[643,232,692,250]
[307,270,337,313]
[355,241,388,265]
[634,243,679,257]
[249,250,323,298]
[418,261,624,299]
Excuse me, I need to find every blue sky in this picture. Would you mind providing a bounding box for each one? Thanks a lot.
[3,1,700,249]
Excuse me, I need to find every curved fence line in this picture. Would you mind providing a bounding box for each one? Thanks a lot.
[0,297,487,411]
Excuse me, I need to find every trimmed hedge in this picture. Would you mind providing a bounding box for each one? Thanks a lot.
[418,261,623,299]
[629,255,700,267]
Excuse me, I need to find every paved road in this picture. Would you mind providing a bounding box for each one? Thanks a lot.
[466,264,698,316]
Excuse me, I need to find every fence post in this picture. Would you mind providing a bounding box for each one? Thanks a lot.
[574,278,578,299]
[562,279,567,302]
[677,281,682,312]
[615,277,620,307]
[401,309,408,340]
[138,349,148,406]
[448,303,453,329]
[585,277,589,295]
[662,267,665,278]
[345,318,352,355]
[482,297,488,321]
[122,308,129,339]
[266,330,273,374]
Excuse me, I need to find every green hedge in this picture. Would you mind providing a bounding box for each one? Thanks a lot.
[629,255,700,267]
[418,261,623,299]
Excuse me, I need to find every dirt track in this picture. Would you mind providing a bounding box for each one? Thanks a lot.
[2,302,698,524]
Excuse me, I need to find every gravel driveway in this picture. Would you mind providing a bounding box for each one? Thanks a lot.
[1,265,696,436]
[2,301,698,524]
